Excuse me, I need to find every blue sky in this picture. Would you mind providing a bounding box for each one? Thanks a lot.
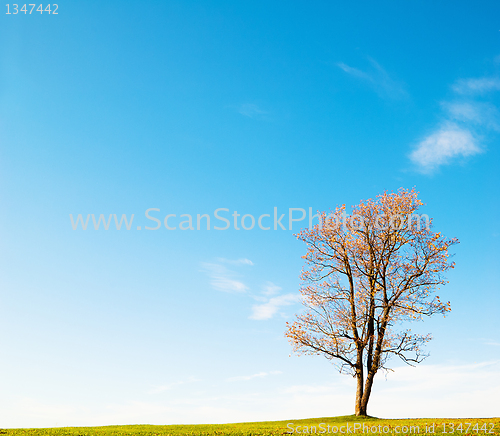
[1,0,499,427]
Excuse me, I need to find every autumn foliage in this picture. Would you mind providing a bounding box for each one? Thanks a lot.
[285,188,458,416]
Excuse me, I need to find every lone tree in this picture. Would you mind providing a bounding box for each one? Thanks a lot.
[285,188,458,416]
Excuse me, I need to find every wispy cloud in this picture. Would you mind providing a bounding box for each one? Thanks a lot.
[442,101,500,130]
[237,103,268,118]
[337,57,407,99]
[410,123,481,173]
[337,62,372,81]
[201,260,251,293]
[148,377,200,394]
[5,361,499,427]
[217,258,254,266]
[478,337,500,347]
[283,361,500,419]
[226,371,282,382]
[452,77,500,95]
[261,281,282,296]
[249,293,300,320]
[202,260,298,319]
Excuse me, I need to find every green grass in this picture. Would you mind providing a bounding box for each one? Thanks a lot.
[1,416,499,436]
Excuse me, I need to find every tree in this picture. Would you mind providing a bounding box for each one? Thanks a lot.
[285,188,458,416]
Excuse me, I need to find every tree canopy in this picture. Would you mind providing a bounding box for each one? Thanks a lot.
[285,188,458,416]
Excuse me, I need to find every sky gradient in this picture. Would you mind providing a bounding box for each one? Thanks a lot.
[0,0,499,428]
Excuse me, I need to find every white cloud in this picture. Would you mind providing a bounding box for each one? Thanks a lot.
[337,57,407,99]
[226,371,282,382]
[452,77,500,95]
[410,123,482,173]
[410,69,500,172]
[249,293,300,320]
[201,262,249,293]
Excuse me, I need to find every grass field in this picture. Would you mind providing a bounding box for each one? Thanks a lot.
[1,416,499,436]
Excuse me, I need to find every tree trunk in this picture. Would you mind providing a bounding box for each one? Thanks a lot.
[357,402,367,416]
[354,367,364,416]
[359,371,375,416]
